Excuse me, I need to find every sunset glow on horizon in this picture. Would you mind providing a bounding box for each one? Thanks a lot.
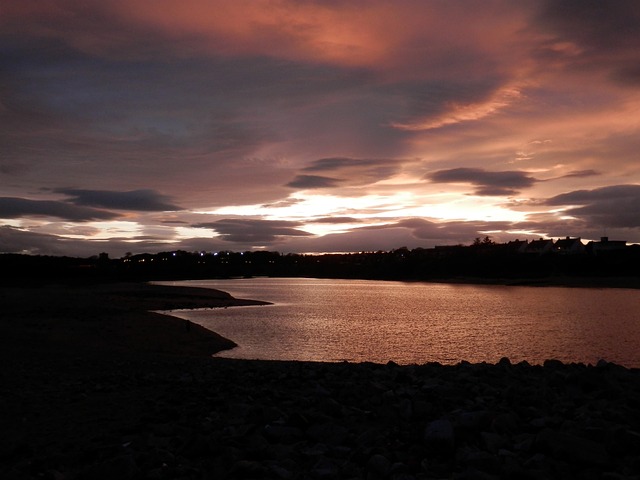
[2,1,640,256]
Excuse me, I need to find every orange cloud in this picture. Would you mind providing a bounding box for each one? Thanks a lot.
[392,85,524,131]
[2,1,532,76]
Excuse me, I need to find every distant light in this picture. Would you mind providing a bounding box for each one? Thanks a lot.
[172,252,176,256]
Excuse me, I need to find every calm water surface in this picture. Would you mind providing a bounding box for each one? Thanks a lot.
[159,278,640,367]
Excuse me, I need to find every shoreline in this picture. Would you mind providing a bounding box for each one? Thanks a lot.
[3,281,640,478]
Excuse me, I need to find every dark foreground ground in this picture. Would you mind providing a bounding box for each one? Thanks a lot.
[1,283,640,479]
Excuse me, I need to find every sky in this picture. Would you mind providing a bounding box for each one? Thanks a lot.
[1,0,640,257]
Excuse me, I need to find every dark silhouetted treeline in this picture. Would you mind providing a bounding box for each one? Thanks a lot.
[2,238,640,285]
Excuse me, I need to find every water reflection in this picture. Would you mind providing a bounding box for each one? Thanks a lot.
[162,278,640,367]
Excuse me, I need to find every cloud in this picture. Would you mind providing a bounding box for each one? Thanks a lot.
[536,1,640,52]
[544,184,640,228]
[426,168,538,196]
[309,217,361,224]
[392,217,513,242]
[2,2,640,256]
[55,188,181,211]
[280,217,516,253]
[192,219,313,243]
[0,197,117,221]
[0,163,29,176]
[0,225,115,256]
[559,170,600,179]
[0,225,184,256]
[161,220,188,225]
[534,1,640,84]
[286,175,342,189]
[300,157,404,186]
[392,84,522,131]
[0,226,68,255]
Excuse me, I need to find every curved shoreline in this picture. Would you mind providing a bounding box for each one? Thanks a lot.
[0,281,270,361]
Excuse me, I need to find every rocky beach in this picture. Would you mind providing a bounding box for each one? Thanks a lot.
[2,282,640,479]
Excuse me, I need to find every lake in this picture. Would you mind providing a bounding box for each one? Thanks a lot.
[158,278,640,367]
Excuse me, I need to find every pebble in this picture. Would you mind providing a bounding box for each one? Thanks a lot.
[4,358,640,479]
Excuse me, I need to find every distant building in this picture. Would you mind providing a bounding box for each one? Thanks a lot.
[554,236,585,255]
[586,237,627,255]
[522,238,554,255]
[506,239,528,253]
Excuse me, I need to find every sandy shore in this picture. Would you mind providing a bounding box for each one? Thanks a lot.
[2,282,640,479]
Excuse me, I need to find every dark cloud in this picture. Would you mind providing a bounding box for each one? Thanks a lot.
[55,188,181,211]
[393,218,513,242]
[535,1,640,83]
[0,197,117,221]
[286,175,342,189]
[0,226,73,255]
[0,163,29,175]
[537,1,640,52]
[282,217,515,253]
[544,185,640,228]
[387,78,509,130]
[192,219,312,243]
[615,65,640,86]
[545,184,640,205]
[0,225,184,257]
[560,170,600,179]
[0,34,401,207]
[304,157,394,173]
[426,168,538,196]
[301,157,403,185]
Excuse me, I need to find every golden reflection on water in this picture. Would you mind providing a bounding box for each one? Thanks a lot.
[166,279,640,367]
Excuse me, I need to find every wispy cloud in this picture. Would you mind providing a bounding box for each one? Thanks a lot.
[393,85,523,131]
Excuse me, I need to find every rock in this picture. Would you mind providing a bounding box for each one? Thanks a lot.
[424,418,455,456]
[480,432,505,454]
[535,428,609,467]
[232,460,268,477]
[497,357,512,367]
[307,423,349,445]
[367,454,390,479]
[458,446,500,473]
[83,454,138,480]
[605,427,640,457]
[311,457,341,480]
[270,463,295,479]
[263,424,304,444]
[491,412,520,434]
[543,359,565,368]
[398,398,413,420]
[456,410,493,431]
